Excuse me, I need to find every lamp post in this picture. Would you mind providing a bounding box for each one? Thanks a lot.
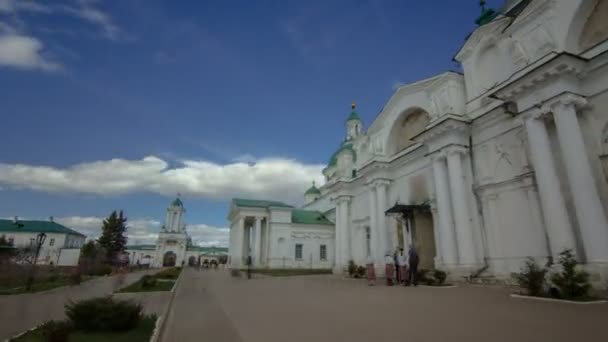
[26,232,47,290]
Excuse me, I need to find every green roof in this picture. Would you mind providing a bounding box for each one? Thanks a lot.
[171,197,183,207]
[0,219,86,237]
[346,110,361,122]
[187,246,228,254]
[291,209,334,225]
[304,182,321,196]
[232,198,293,209]
[126,245,156,251]
[328,143,356,167]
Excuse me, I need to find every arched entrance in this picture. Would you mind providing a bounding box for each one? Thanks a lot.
[163,251,176,267]
[387,204,436,270]
[188,256,196,266]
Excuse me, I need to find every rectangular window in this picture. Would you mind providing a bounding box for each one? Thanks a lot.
[295,244,303,260]
[49,238,55,246]
[8,237,14,246]
[320,244,327,261]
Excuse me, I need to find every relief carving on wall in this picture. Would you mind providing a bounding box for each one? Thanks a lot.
[477,128,529,186]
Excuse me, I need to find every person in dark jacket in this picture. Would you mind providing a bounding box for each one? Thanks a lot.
[246,255,252,279]
[407,245,419,286]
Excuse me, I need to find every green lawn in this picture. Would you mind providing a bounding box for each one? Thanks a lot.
[116,279,175,293]
[11,316,157,342]
[247,268,333,277]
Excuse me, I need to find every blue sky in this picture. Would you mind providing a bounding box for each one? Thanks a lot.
[0,0,504,246]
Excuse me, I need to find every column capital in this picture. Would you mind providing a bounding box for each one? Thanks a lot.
[370,178,391,188]
[545,93,588,112]
[444,145,468,157]
[334,195,352,204]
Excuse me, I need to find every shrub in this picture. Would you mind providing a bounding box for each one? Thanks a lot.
[511,257,547,297]
[65,297,142,332]
[347,260,357,277]
[230,269,241,278]
[85,264,112,276]
[156,267,180,279]
[69,271,82,285]
[140,275,157,288]
[40,320,72,342]
[356,266,366,278]
[550,249,591,300]
[417,269,433,285]
[433,270,447,285]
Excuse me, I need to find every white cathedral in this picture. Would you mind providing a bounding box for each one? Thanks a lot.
[228,0,608,285]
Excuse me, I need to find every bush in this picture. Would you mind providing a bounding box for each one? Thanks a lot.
[155,267,181,279]
[511,257,548,297]
[356,266,366,278]
[40,320,72,342]
[65,297,142,332]
[347,260,357,277]
[140,275,157,288]
[85,264,112,276]
[417,269,433,285]
[550,249,591,300]
[433,270,447,285]
[230,269,241,278]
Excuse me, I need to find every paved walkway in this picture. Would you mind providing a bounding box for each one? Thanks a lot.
[0,270,153,340]
[163,268,608,342]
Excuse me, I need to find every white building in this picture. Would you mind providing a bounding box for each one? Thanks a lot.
[227,198,334,269]
[229,0,608,283]
[126,197,228,267]
[0,217,86,266]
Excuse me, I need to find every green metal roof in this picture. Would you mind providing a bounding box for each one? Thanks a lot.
[328,143,356,167]
[232,198,293,209]
[187,246,228,254]
[0,219,86,237]
[291,209,333,225]
[125,245,156,251]
[171,197,183,207]
[304,181,321,195]
[346,110,361,122]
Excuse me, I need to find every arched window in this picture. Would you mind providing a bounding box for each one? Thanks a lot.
[388,109,430,155]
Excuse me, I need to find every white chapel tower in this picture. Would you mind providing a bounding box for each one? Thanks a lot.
[153,195,189,267]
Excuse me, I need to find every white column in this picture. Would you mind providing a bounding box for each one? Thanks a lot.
[429,200,442,268]
[551,96,608,262]
[335,201,342,270]
[432,155,458,265]
[446,149,479,266]
[368,186,380,265]
[231,217,244,268]
[375,180,390,259]
[340,198,352,264]
[254,217,262,266]
[524,114,577,258]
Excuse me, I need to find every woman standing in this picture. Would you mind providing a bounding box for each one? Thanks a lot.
[384,253,395,286]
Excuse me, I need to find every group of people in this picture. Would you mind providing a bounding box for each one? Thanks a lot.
[365,245,420,286]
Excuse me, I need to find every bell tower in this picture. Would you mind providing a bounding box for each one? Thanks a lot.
[346,102,363,141]
[165,194,185,232]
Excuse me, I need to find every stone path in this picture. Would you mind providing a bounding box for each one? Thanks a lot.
[0,270,154,340]
[162,269,608,342]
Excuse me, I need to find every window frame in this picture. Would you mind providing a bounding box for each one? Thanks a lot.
[320,244,327,261]
[295,243,303,260]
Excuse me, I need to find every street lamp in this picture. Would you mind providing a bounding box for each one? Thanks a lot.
[25,232,47,290]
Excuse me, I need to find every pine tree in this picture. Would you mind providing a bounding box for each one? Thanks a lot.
[97,210,128,265]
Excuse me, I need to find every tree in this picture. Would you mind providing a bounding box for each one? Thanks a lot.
[97,211,128,265]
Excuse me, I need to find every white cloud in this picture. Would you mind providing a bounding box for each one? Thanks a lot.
[0,155,325,205]
[61,0,121,41]
[53,216,229,247]
[0,0,51,14]
[0,34,62,71]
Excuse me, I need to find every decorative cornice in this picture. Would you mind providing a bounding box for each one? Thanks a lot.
[413,117,471,143]
[492,53,587,102]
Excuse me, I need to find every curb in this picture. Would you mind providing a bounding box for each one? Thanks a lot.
[154,269,183,342]
[419,284,457,288]
[3,323,43,342]
[510,294,608,304]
